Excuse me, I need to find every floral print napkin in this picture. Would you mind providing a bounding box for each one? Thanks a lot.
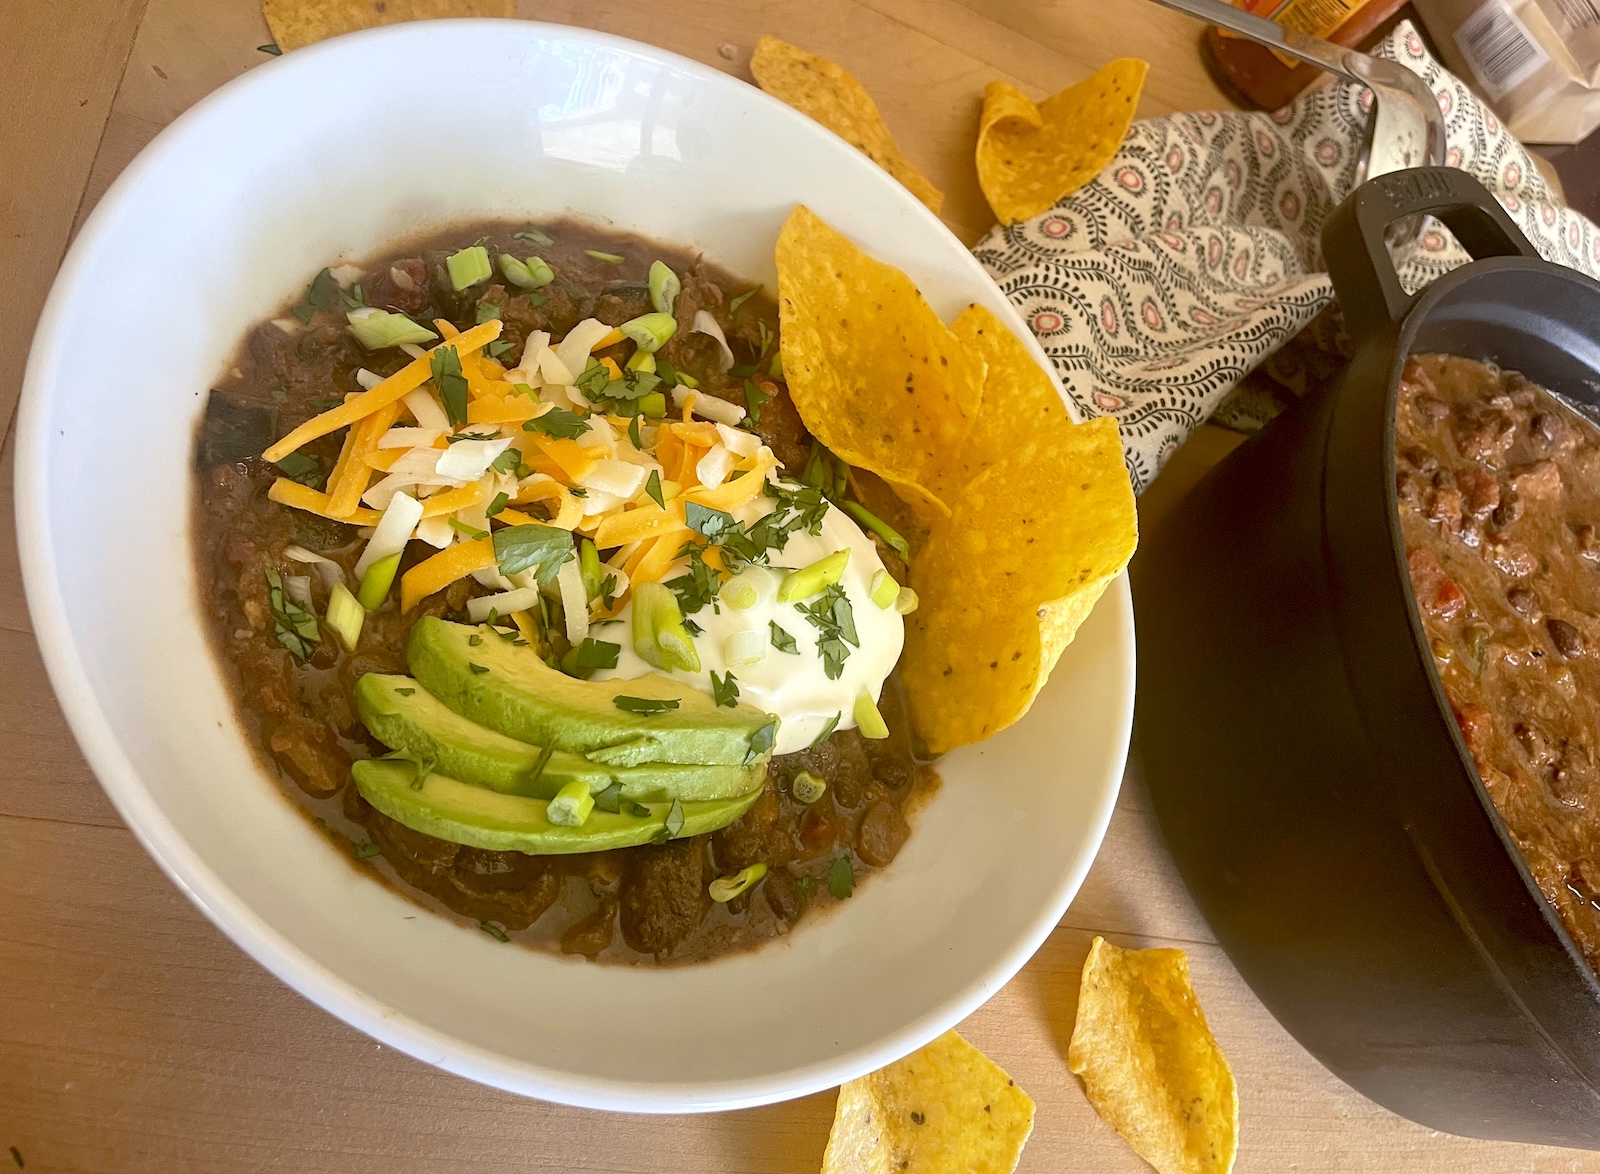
[973,21,1600,492]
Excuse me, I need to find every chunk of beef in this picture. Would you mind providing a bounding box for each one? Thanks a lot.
[1510,460,1563,502]
[365,258,432,316]
[619,839,707,955]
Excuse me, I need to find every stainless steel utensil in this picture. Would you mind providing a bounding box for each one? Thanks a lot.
[1153,0,1445,181]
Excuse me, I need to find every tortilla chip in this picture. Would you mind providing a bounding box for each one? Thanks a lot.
[976,59,1148,224]
[900,306,1134,753]
[776,206,985,520]
[262,0,512,52]
[821,1031,1035,1174]
[938,302,1071,495]
[751,36,944,215]
[1069,938,1239,1174]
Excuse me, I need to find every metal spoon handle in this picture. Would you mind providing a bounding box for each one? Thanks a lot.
[1155,0,1359,79]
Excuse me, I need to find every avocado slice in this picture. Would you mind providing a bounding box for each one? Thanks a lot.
[406,616,778,768]
[351,758,760,854]
[354,674,766,802]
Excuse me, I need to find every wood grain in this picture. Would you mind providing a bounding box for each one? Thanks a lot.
[8,0,1600,1170]
[0,0,149,449]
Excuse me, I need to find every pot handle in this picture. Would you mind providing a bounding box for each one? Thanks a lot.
[1321,167,1539,348]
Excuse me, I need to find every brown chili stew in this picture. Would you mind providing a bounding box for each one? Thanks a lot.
[191,221,934,964]
[1397,353,1600,971]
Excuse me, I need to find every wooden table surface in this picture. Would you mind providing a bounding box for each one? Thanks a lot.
[5,2,1599,1171]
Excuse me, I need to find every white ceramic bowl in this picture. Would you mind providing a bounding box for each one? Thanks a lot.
[17,21,1134,1111]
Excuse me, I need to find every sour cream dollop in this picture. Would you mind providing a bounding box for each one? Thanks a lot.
[590,493,904,754]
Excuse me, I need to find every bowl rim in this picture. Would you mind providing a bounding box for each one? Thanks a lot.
[15,17,1135,1111]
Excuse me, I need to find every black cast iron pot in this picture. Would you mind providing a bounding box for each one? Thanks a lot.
[1137,167,1600,1148]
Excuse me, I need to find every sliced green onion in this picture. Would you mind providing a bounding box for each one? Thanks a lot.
[357,551,402,611]
[499,253,554,289]
[619,312,677,353]
[894,586,919,616]
[869,568,901,610]
[638,391,667,418]
[346,310,437,351]
[498,253,533,287]
[627,348,657,374]
[777,549,850,603]
[854,689,889,740]
[723,628,767,667]
[720,569,763,611]
[648,260,681,315]
[585,248,625,264]
[508,254,554,288]
[632,581,701,673]
[546,780,595,827]
[446,245,492,291]
[708,862,767,903]
[579,538,602,600]
[791,771,826,804]
[325,582,365,651]
[841,500,910,559]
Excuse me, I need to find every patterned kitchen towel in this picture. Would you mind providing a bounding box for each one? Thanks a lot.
[973,20,1600,493]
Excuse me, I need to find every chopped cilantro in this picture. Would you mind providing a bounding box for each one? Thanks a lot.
[353,841,381,860]
[490,448,521,475]
[745,379,771,427]
[266,568,320,661]
[478,921,511,942]
[598,573,618,610]
[515,228,554,246]
[258,42,282,55]
[430,345,468,427]
[492,523,573,584]
[728,285,762,314]
[810,712,841,748]
[574,638,621,670]
[574,359,612,401]
[468,633,483,647]
[628,414,642,450]
[652,797,686,843]
[486,491,509,517]
[486,338,516,360]
[526,291,549,309]
[827,855,855,899]
[798,584,858,680]
[796,875,817,899]
[274,451,323,488]
[523,407,590,439]
[468,662,489,675]
[292,267,339,324]
[769,620,798,655]
[614,695,681,717]
[395,687,415,697]
[747,720,776,765]
[665,546,721,616]
[592,781,623,813]
[475,300,502,324]
[569,486,588,498]
[710,670,740,708]
[645,469,664,509]
[585,248,625,264]
[682,615,703,636]
[339,283,365,309]
[685,501,738,543]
